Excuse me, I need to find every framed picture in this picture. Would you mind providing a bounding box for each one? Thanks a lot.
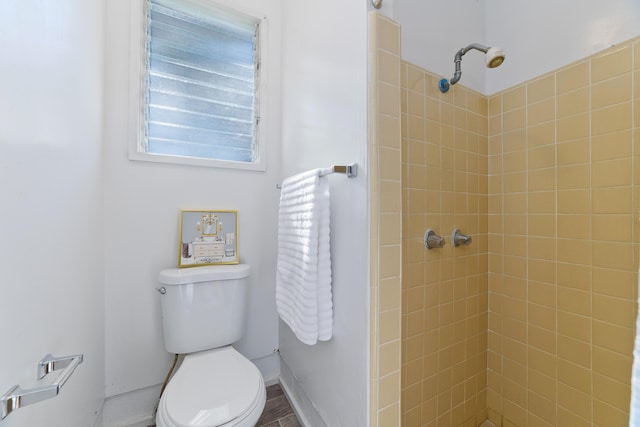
[178,210,239,267]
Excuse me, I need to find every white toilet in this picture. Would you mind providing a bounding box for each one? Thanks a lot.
[155,264,266,427]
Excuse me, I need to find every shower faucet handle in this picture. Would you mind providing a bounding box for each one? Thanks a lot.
[424,229,445,249]
[452,229,472,247]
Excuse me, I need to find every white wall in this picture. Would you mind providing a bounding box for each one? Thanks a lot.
[485,0,640,94]
[393,0,640,95]
[0,1,105,426]
[279,1,369,426]
[103,0,282,402]
[394,0,487,94]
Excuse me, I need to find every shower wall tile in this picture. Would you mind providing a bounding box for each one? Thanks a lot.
[557,87,590,117]
[556,60,590,94]
[389,27,639,427]
[527,74,555,103]
[487,36,640,427]
[401,57,489,426]
[591,44,632,82]
[591,73,632,109]
[369,12,402,427]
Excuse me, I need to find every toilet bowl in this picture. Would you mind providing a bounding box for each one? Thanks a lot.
[155,265,266,427]
[155,347,266,427]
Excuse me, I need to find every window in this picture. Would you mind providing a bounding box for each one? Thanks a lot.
[129,0,266,170]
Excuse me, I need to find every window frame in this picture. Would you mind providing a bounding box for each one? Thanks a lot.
[127,0,268,171]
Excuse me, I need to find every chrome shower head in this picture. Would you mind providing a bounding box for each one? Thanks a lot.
[439,43,506,93]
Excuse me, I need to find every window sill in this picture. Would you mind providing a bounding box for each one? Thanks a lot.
[128,150,266,171]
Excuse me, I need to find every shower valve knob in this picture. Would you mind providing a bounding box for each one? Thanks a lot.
[424,229,445,249]
[452,229,472,247]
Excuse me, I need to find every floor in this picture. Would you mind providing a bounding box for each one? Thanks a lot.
[256,384,301,427]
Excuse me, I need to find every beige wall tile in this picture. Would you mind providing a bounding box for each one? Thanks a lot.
[558,334,591,368]
[558,358,591,393]
[591,44,632,83]
[593,320,633,355]
[593,400,629,427]
[592,214,632,242]
[592,267,634,299]
[528,144,556,170]
[557,112,589,142]
[593,346,632,384]
[503,85,526,111]
[527,75,555,103]
[558,310,590,342]
[592,130,632,161]
[592,187,632,214]
[556,138,589,165]
[489,94,502,116]
[557,87,589,118]
[557,60,589,93]
[591,73,632,109]
[528,122,556,147]
[592,101,633,135]
[398,37,639,427]
[593,373,631,412]
[503,107,526,132]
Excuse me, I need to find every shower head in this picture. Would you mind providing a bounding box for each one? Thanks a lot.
[439,43,506,93]
[485,47,506,68]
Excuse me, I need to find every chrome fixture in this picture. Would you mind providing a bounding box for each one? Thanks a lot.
[424,229,445,249]
[371,0,382,9]
[452,229,472,247]
[439,43,506,93]
[276,163,358,189]
[1,353,83,419]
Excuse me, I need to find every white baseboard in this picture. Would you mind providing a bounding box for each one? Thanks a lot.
[251,351,281,386]
[278,359,326,427]
[97,384,161,427]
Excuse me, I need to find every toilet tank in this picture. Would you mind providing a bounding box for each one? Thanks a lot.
[157,264,251,354]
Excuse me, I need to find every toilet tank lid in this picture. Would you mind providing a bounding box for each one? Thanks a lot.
[158,264,251,285]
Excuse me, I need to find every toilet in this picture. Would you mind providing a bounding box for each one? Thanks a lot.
[155,264,266,427]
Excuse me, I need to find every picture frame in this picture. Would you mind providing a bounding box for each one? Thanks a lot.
[178,210,239,267]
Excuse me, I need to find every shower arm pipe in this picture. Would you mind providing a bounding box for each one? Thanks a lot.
[450,43,489,86]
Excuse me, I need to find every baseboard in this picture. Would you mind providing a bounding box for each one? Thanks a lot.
[251,351,281,386]
[98,384,161,427]
[278,359,326,427]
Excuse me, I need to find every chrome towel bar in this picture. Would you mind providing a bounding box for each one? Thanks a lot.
[276,163,358,189]
[1,353,83,419]
[318,163,358,178]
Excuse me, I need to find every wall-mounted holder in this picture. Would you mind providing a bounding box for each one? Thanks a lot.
[1,353,83,419]
[452,229,472,247]
[424,229,445,249]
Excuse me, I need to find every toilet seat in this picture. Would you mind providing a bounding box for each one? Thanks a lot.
[156,346,266,427]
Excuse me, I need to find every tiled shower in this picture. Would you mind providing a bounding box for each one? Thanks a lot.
[370,11,640,427]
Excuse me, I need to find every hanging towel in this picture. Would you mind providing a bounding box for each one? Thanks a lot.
[276,169,333,345]
[630,270,640,425]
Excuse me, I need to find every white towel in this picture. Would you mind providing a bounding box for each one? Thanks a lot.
[276,169,333,345]
[630,270,640,425]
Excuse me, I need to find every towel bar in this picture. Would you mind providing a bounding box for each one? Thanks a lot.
[276,163,358,189]
[1,353,83,419]
[318,163,358,178]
